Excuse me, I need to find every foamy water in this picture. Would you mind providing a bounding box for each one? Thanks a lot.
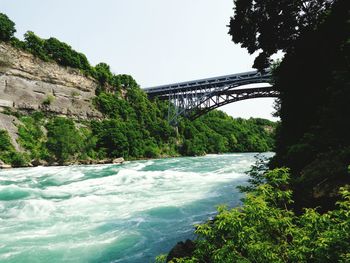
[0,153,271,262]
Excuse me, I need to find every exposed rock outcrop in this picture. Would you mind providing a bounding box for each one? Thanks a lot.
[166,239,195,262]
[112,157,125,164]
[0,43,102,119]
[0,159,11,169]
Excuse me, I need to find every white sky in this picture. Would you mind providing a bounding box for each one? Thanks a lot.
[1,0,278,121]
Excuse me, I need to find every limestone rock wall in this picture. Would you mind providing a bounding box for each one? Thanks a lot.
[0,43,102,119]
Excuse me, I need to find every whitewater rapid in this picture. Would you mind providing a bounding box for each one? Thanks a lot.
[0,153,270,262]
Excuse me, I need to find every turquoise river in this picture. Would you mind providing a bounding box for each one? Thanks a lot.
[0,153,272,263]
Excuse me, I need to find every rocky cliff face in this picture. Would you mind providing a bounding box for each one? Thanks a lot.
[0,43,104,154]
[0,43,102,119]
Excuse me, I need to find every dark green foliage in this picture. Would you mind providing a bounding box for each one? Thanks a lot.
[9,37,26,49]
[0,130,27,167]
[0,13,16,41]
[93,89,275,159]
[168,169,350,263]
[269,0,350,211]
[24,31,49,61]
[92,119,130,158]
[178,111,276,155]
[94,92,135,119]
[230,0,350,211]
[94,63,113,85]
[17,114,48,160]
[238,154,270,193]
[46,117,84,164]
[79,126,99,160]
[23,33,92,72]
[113,74,138,90]
[0,130,13,152]
[3,59,274,165]
[92,87,175,159]
[44,37,90,71]
[144,142,161,158]
[15,114,99,164]
[229,0,336,70]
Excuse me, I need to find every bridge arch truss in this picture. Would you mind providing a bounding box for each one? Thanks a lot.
[144,70,279,124]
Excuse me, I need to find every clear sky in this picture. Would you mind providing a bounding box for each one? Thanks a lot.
[1,0,278,120]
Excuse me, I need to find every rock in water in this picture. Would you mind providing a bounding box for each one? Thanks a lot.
[112,157,124,164]
[166,239,195,262]
[0,159,11,169]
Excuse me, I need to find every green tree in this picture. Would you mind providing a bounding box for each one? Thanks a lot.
[17,115,48,160]
[0,13,16,41]
[92,119,129,158]
[46,117,83,164]
[270,0,350,211]
[94,63,113,85]
[230,0,349,211]
[0,130,28,167]
[0,130,14,152]
[229,0,336,70]
[44,37,91,71]
[24,31,49,61]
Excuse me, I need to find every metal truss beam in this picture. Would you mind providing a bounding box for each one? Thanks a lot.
[144,70,278,124]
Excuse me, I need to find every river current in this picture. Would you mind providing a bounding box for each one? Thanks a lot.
[0,153,271,263]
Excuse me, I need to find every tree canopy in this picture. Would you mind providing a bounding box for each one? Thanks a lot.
[229,0,336,70]
[0,13,16,41]
[229,0,350,211]
[46,118,84,164]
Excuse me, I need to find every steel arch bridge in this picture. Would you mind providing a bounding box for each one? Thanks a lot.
[144,70,278,124]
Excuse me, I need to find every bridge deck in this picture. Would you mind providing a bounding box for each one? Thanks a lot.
[143,70,276,123]
[144,70,271,96]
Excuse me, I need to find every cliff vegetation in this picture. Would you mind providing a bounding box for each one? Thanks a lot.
[0,13,276,167]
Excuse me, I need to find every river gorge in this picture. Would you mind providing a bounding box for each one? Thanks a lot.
[0,153,272,262]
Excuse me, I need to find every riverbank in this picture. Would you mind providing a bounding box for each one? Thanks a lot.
[0,157,126,169]
[1,152,254,169]
[0,151,269,170]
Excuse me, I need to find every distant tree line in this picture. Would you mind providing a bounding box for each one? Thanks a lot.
[1,99,275,166]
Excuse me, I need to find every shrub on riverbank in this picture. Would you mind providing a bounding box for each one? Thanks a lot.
[165,168,350,263]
